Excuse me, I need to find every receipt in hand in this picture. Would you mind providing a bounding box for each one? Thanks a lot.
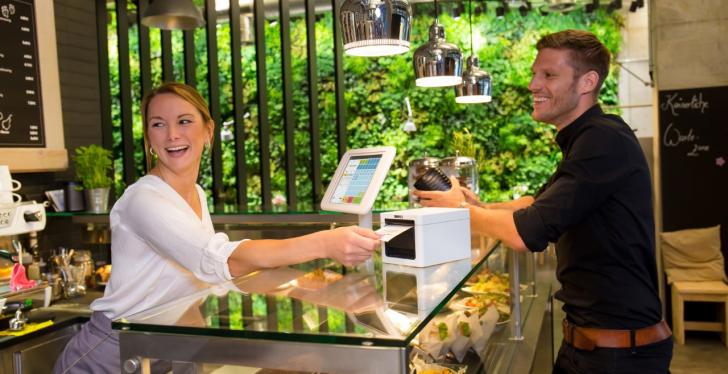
[375,225,412,242]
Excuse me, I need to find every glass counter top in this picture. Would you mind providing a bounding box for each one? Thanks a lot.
[113,239,501,348]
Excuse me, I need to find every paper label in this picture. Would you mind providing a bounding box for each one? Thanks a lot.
[375,225,411,242]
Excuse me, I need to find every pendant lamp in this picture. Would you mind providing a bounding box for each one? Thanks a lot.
[340,0,413,57]
[413,0,462,87]
[455,0,492,103]
[141,0,205,30]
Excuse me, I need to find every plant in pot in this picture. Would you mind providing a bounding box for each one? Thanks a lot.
[73,145,113,213]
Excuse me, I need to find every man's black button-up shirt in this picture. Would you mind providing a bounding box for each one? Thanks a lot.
[513,105,662,329]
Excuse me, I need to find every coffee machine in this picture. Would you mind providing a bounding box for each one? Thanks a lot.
[0,166,46,291]
[0,165,46,237]
[0,202,46,237]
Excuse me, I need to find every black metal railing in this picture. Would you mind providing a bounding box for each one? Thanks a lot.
[96,0,339,213]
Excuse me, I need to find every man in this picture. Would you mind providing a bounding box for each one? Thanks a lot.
[416,30,672,373]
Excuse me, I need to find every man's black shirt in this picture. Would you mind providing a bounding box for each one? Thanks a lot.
[513,105,662,329]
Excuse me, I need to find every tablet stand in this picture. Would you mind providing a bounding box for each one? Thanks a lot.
[358,211,374,273]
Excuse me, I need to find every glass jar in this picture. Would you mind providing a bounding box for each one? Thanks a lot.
[440,153,479,195]
[408,157,440,207]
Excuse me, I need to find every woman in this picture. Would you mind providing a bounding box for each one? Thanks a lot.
[53,83,380,373]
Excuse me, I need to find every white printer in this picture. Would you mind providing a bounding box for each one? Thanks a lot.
[380,207,471,267]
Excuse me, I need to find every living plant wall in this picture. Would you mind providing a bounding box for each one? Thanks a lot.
[107,3,622,211]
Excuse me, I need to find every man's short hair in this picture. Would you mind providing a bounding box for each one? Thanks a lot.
[536,29,611,94]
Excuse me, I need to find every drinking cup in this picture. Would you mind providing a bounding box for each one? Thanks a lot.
[0,165,21,192]
[0,191,21,204]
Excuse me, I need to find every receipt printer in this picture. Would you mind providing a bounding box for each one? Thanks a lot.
[380,207,470,267]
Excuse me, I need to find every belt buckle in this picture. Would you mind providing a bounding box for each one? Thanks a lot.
[563,319,596,351]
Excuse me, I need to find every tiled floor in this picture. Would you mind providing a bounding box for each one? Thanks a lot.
[553,300,728,373]
[670,332,728,374]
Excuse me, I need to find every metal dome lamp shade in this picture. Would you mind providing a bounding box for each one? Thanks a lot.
[141,0,205,30]
[413,0,462,87]
[340,0,413,57]
[455,0,492,104]
[456,56,492,103]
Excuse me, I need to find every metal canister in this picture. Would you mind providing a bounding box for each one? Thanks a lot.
[440,152,479,195]
[408,157,440,207]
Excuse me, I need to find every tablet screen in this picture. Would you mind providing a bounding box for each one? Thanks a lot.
[330,155,382,204]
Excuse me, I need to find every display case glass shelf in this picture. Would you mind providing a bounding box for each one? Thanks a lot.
[113,238,544,373]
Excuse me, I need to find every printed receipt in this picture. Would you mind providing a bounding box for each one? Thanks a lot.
[375,225,411,242]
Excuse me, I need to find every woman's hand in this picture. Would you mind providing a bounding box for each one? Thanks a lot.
[414,176,466,208]
[322,226,380,266]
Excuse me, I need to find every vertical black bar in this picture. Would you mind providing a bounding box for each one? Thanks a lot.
[161,30,174,82]
[345,314,355,333]
[96,0,112,151]
[116,0,135,186]
[254,0,272,212]
[292,300,303,332]
[183,30,196,87]
[137,0,152,171]
[204,0,224,211]
[265,296,278,331]
[305,0,321,209]
[279,0,296,211]
[229,0,248,211]
[332,0,347,159]
[242,294,253,329]
[218,294,229,329]
[318,306,329,332]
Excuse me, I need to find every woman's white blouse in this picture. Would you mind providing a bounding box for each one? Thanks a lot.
[91,175,243,320]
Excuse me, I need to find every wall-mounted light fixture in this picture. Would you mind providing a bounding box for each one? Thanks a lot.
[403,97,416,132]
[540,0,580,13]
[585,0,599,13]
[413,0,463,87]
[518,1,532,17]
[629,0,644,12]
[495,1,506,18]
[340,0,413,57]
[607,0,623,12]
[141,0,205,30]
[453,0,465,20]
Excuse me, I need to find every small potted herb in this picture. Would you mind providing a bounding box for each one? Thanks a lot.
[73,145,113,213]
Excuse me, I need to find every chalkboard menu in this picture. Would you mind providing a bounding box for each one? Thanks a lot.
[659,86,728,231]
[0,0,45,147]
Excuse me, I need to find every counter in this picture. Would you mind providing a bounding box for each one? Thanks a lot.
[0,291,99,373]
[113,240,550,373]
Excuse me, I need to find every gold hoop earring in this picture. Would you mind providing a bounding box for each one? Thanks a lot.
[149,147,157,157]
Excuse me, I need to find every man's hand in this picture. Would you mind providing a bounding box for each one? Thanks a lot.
[413,176,467,208]
[461,185,481,206]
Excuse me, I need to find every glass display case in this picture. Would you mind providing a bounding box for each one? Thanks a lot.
[113,238,548,374]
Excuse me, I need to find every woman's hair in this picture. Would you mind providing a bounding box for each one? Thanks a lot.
[141,82,213,169]
[536,29,611,95]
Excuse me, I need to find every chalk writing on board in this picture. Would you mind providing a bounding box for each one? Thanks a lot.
[0,0,45,147]
[662,122,710,157]
[660,92,710,116]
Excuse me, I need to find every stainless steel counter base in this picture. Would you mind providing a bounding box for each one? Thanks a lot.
[119,331,408,374]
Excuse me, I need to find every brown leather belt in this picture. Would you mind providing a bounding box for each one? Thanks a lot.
[562,319,672,351]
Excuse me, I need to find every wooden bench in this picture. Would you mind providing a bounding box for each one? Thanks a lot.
[670,280,728,348]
